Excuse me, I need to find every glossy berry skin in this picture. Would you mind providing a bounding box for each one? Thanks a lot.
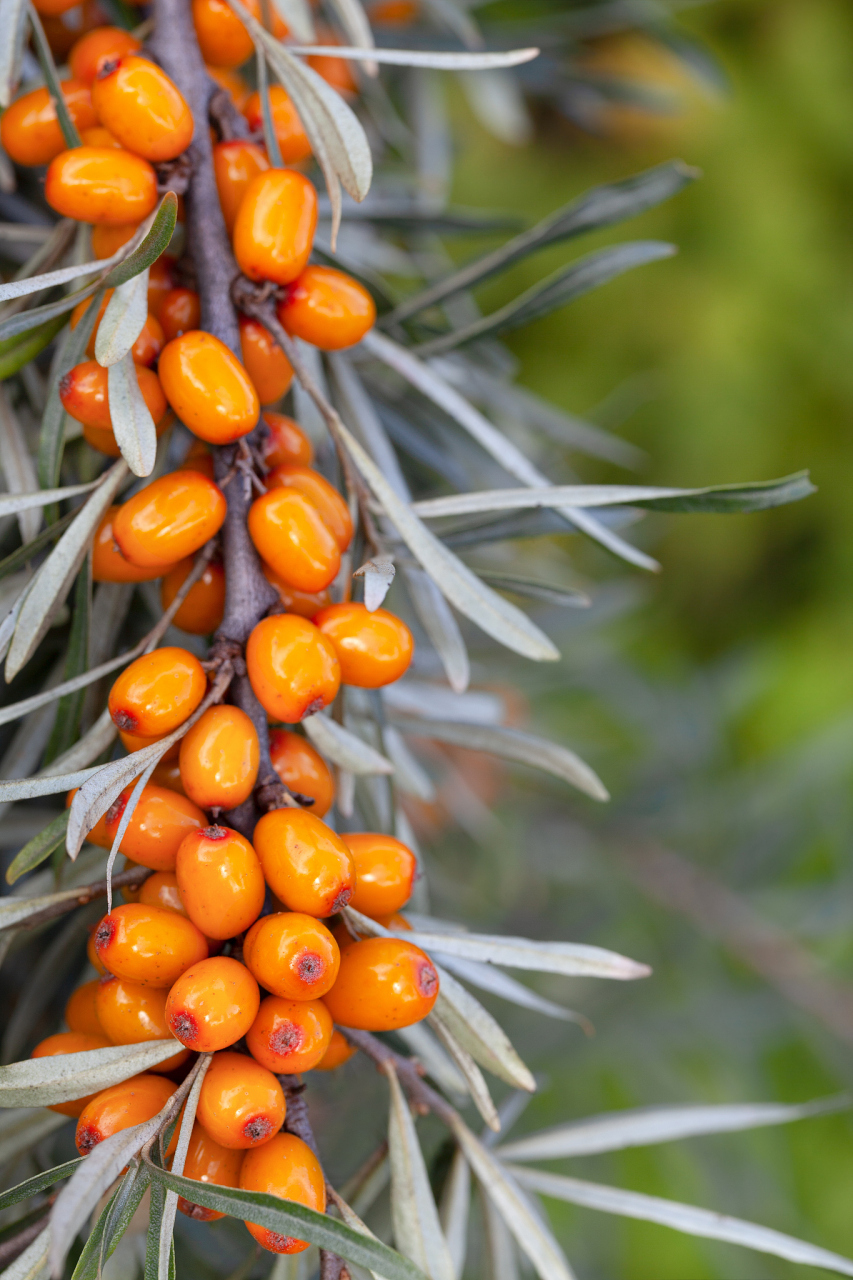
[240,1133,325,1254]
[175,825,265,939]
[60,360,166,431]
[94,903,208,987]
[87,925,108,975]
[107,783,206,870]
[69,26,141,83]
[265,464,353,552]
[178,707,260,811]
[32,1032,112,1116]
[113,471,227,568]
[181,439,215,480]
[197,1051,286,1150]
[177,1124,245,1221]
[138,870,186,914]
[75,1075,177,1155]
[159,287,201,341]
[148,256,175,317]
[80,126,122,148]
[343,833,417,919]
[246,615,341,723]
[159,331,259,444]
[93,508,170,583]
[95,977,189,1072]
[314,1028,356,1071]
[65,981,103,1037]
[233,170,317,286]
[91,56,193,162]
[314,603,414,688]
[119,727,180,762]
[213,141,268,235]
[268,729,334,818]
[160,558,225,634]
[108,647,206,737]
[247,996,332,1074]
[248,490,340,595]
[253,809,355,918]
[150,761,187,795]
[166,956,260,1052]
[243,912,340,1001]
[91,221,139,259]
[262,566,330,620]
[206,65,251,109]
[45,147,157,224]
[0,81,97,166]
[324,937,439,1031]
[261,412,313,469]
[277,266,376,351]
[192,0,285,68]
[243,87,311,163]
[239,316,293,405]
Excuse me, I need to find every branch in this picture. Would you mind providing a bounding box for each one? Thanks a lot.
[337,1027,459,1127]
[278,1074,350,1280]
[17,865,151,931]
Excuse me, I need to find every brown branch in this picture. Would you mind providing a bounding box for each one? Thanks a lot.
[337,1026,458,1127]
[0,1207,51,1267]
[278,1074,349,1278]
[18,866,152,932]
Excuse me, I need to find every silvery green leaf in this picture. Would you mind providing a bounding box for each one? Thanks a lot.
[405,927,648,981]
[0,766,101,805]
[0,0,27,108]
[390,717,608,802]
[460,70,532,146]
[428,1017,500,1132]
[385,1063,455,1280]
[303,712,394,775]
[0,1107,67,1167]
[102,194,178,289]
[435,953,591,1028]
[66,729,175,859]
[5,810,70,884]
[1,1224,50,1280]
[383,727,434,801]
[382,683,503,725]
[0,248,124,303]
[287,45,540,69]
[327,1190,386,1280]
[325,0,377,75]
[439,1148,469,1279]
[395,1022,468,1104]
[40,706,116,777]
[403,568,470,694]
[0,1159,80,1215]
[158,1056,212,1280]
[95,270,148,368]
[0,386,39,543]
[495,1097,848,1162]
[0,482,100,519]
[27,5,80,149]
[103,752,163,911]
[107,352,157,477]
[481,1187,520,1280]
[269,0,313,40]
[0,1040,182,1108]
[431,967,535,1092]
[354,557,395,611]
[504,1167,853,1277]
[475,572,590,609]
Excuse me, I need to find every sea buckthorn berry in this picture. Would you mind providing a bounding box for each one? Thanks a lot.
[119,726,180,762]
[65,980,103,1037]
[69,26,142,83]
[238,316,293,405]
[80,126,122,148]
[148,256,175,317]
[197,1051,286,1150]
[87,924,108,975]
[253,809,355,918]
[192,0,285,68]
[91,221,139,259]
[91,56,193,163]
[177,1124,245,1221]
[0,81,97,166]
[246,615,341,723]
[206,65,251,110]
[109,647,206,737]
[307,30,358,98]
[369,0,419,23]
[178,708,260,811]
[60,360,166,432]
[314,1028,357,1071]
[120,857,144,903]
[182,439,215,479]
[213,141,269,235]
[33,0,84,16]
[247,996,332,1074]
[261,412,313,469]
[233,170,317,287]
[265,465,353,552]
[159,287,201,342]
[242,912,340,1000]
[68,788,111,849]
[262,565,330,620]
[160,558,225,635]
[175,825,265,939]
[268,729,334,818]
[314,603,414,688]
[93,507,175,584]
[343,833,417,919]
[113,471,227,568]
[150,761,187,795]
[248,491,341,595]
[94,903,208,987]
[240,1133,325,1254]
[138,870,186,915]
[45,147,158,225]
[32,1032,112,1117]
[242,87,311,163]
[277,265,375,351]
[75,1074,177,1155]
[166,957,260,1052]
[324,937,439,1031]
[159,331,259,444]
[106,783,206,870]
[95,976,189,1072]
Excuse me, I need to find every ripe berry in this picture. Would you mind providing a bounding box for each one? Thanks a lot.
[119,726,180,762]
[323,937,439,1031]
[159,331,260,444]
[265,464,353,552]
[278,266,376,351]
[45,147,158,225]
[95,976,189,1072]
[238,316,293,405]
[253,809,355,917]
[175,825,265,939]
[178,707,260,810]
[248,490,340,594]
[32,1032,112,1116]
[106,783,206,870]
[69,26,142,83]
[166,956,260,1052]
[159,287,201,341]
[192,0,285,68]
[160,558,226,634]
[0,81,97,166]
[308,31,358,98]
[207,65,251,108]
[109,647,206,737]
[240,1133,325,1254]
[137,869,186,914]
[91,221,140,260]
[262,566,330,619]
[314,1028,356,1071]
[87,924,108,975]
[93,507,174,583]
[247,995,332,1074]
[246,615,341,723]
[65,980,103,1037]
[112,470,227,567]
[242,87,311,163]
[177,1124,245,1221]
[268,728,335,818]
[94,903,208,987]
[60,360,166,431]
[196,1051,286,1149]
[213,140,269,234]
[242,912,340,1000]
[150,761,187,795]
[233,170,317,286]
[261,411,313,469]
[148,256,176,317]
[75,1074,177,1155]
[314,603,414,688]
[91,56,193,162]
[343,833,417,919]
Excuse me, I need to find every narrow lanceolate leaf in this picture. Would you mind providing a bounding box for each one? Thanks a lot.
[505,1167,853,1278]
[38,289,106,490]
[0,481,100,519]
[436,952,591,1028]
[385,1062,456,1280]
[107,352,158,476]
[27,3,81,148]
[287,44,540,69]
[0,1040,182,1107]
[429,1016,500,1132]
[0,877,107,929]
[0,386,40,543]
[0,254,110,304]
[95,270,149,367]
[0,0,28,108]
[0,1159,80,1215]
[42,706,116,777]
[1,1223,51,1280]
[67,736,168,859]
[0,312,68,381]
[400,926,649,981]
[404,567,470,694]
[432,966,536,1092]
[395,1022,468,1103]
[495,1097,848,1162]
[0,1111,70,1171]
[302,712,394,775]
[476,572,590,608]
[95,1161,151,1279]
[327,1193,385,1280]
[0,764,101,805]
[0,509,76,584]
[6,810,70,884]
[268,0,313,40]
[439,1148,470,1279]
[325,0,377,74]
[103,194,178,288]
[158,1056,212,1280]
[391,717,608,802]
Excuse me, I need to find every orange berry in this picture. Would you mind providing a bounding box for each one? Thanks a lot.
[265,464,352,552]
[75,1074,177,1155]
[178,707,260,811]
[119,726,181,763]
[177,1124,245,1221]
[166,956,260,1052]
[175,824,265,938]
[95,976,189,1072]
[206,65,251,110]
[69,26,142,84]
[181,438,216,480]
[159,330,259,444]
[197,1051,285,1150]
[246,615,341,723]
[91,55,193,163]
[314,603,414,688]
[253,808,355,918]
[0,81,97,167]
[314,1027,356,1071]
[242,87,311,163]
[32,1032,112,1116]
[34,0,85,16]
[91,221,140,259]
[150,760,187,795]
[212,140,269,235]
[277,265,375,351]
[106,783,206,871]
[248,491,341,595]
[324,937,439,1031]
[87,924,108,975]
[268,729,334,818]
[243,912,340,1000]
[137,870,187,915]
[112,470,227,568]
[79,126,122,148]
[343,833,417,919]
[93,507,173,584]
[159,288,201,342]
[148,256,176,318]
[65,980,103,1037]
[192,0,285,68]
[108,647,207,737]
[68,787,111,849]
[240,1133,325,1254]
[45,147,157,225]
[307,30,358,98]
[369,0,419,23]
[94,903,208,987]
[59,360,166,432]
[261,412,313,469]
[120,857,144,904]
[238,315,293,405]
[160,558,225,635]
[247,995,332,1074]
[233,169,317,286]
[262,565,330,620]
